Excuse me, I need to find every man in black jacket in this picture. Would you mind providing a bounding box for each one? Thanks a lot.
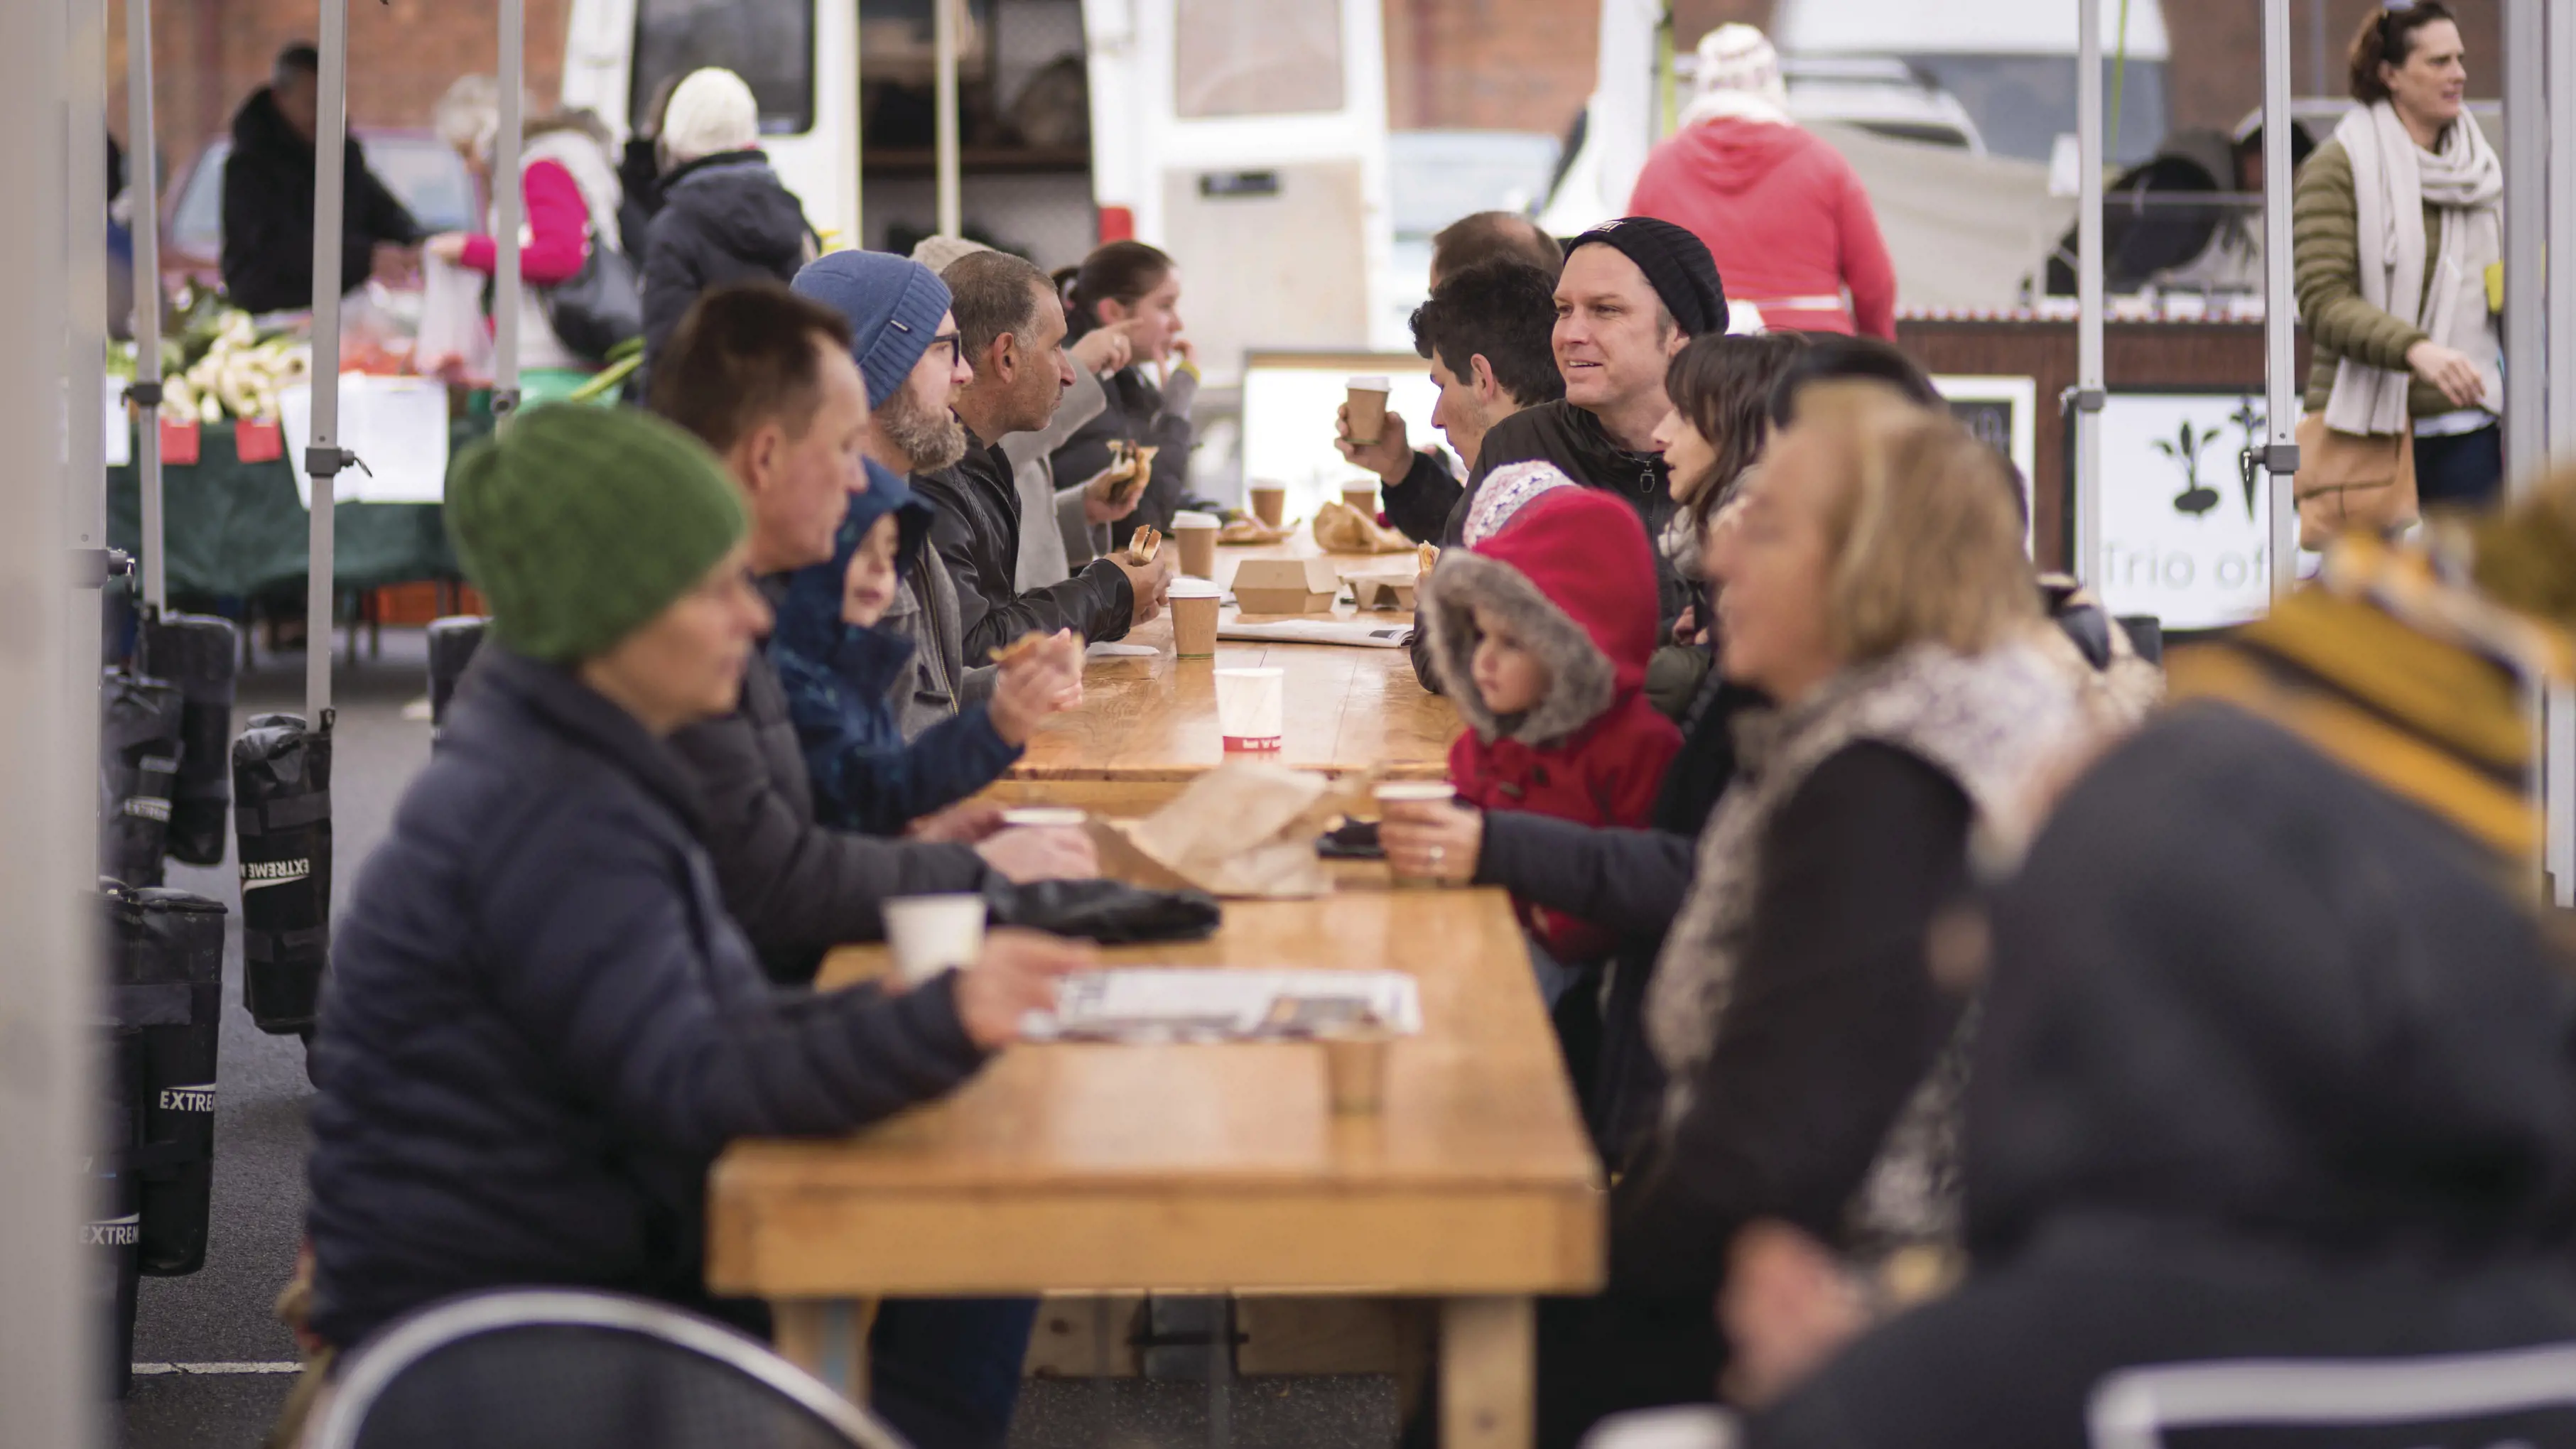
[219,44,421,314]
[652,283,1093,986]
[1403,218,1726,690]
[1339,258,1566,545]
[920,250,1171,660]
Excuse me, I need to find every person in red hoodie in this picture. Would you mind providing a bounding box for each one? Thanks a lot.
[1402,462,1684,982]
[1627,24,1898,340]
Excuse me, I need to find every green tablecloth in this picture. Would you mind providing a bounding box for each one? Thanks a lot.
[107,416,492,601]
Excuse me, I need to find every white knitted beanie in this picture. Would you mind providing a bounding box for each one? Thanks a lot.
[1693,23,1787,111]
[660,68,760,165]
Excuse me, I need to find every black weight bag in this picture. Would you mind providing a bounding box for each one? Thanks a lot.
[89,1021,143,1396]
[232,712,332,1037]
[141,614,239,867]
[104,883,227,1278]
[99,669,183,888]
[427,614,488,741]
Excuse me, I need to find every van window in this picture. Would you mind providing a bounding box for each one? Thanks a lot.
[1174,0,1344,119]
[1907,56,2168,166]
[632,0,816,137]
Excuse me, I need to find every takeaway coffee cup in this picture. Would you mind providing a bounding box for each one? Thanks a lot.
[1374,781,1459,886]
[1341,484,1379,519]
[1215,666,1285,751]
[1250,482,1287,528]
[1173,510,1221,579]
[1319,1023,1395,1114]
[884,894,987,987]
[1346,376,1391,445]
[1170,578,1223,658]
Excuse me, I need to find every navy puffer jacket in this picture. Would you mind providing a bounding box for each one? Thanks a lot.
[305,647,987,1350]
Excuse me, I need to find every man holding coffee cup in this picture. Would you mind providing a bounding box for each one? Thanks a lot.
[914,249,1174,663]
[1338,259,1567,546]
[1401,219,1726,693]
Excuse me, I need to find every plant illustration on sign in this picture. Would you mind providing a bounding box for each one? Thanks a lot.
[2153,419,2224,517]
[2229,396,2268,521]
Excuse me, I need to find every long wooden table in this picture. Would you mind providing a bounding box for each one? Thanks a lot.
[708,875,1605,1448]
[985,539,1461,813]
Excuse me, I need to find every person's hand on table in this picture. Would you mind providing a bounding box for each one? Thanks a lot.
[990,630,1085,744]
[1111,553,1174,626]
[1080,460,1144,526]
[421,232,471,267]
[1336,403,1415,487]
[2406,339,2488,408]
[976,825,1098,883]
[906,800,1007,845]
[1721,1220,1871,1411]
[953,927,1094,1048]
[1378,798,1481,884]
[1068,319,1137,378]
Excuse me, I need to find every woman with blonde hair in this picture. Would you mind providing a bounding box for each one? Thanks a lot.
[1535,381,2086,1447]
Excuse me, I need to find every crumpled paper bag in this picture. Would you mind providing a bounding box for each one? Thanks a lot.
[1312,500,1417,555]
[1091,761,1355,898]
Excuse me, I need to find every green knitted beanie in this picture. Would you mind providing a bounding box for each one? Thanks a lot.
[446,404,747,663]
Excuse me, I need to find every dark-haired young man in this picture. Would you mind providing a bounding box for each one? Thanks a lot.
[1340,258,1568,546]
[649,282,1091,987]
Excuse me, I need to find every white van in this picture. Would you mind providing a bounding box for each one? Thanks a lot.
[559,0,1433,384]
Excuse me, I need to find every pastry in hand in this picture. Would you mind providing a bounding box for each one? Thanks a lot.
[1127,525,1163,566]
[989,631,1050,666]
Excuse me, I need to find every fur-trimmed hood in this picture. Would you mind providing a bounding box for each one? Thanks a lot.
[1420,483,1664,747]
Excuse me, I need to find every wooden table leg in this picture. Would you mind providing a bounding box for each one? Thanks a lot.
[772,1298,875,1405]
[1441,1296,1535,1449]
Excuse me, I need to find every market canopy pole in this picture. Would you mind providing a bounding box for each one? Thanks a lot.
[2528,0,2575,902]
[2073,0,2104,587]
[934,0,961,237]
[305,0,354,720]
[2259,0,2297,601]
[126,0,166,610]
[494,0,523,418]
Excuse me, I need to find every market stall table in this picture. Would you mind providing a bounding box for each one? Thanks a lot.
[991,538,1460,813]
[707,876,1603,1449]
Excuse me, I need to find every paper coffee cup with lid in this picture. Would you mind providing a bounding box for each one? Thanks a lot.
[1169,577,1223,658]
[1345,375,1391,445]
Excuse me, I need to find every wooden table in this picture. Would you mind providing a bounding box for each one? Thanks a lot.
[987,539,1462,813]
[708,878,1605,1448]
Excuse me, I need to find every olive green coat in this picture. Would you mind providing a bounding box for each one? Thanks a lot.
[2292,138,2450,419]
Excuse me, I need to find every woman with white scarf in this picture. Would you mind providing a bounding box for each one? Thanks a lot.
[2292,3,2504,508]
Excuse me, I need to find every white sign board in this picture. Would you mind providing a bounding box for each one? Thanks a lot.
[104,376,131,469]
[1932,374,2038,552]
[280,375,453,507]
[2091,389,2285,631]
[1240,349,1460,526]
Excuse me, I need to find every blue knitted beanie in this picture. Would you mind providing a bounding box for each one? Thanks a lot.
[791,251,953,408]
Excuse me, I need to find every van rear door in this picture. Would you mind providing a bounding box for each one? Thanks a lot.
[1082,0,1395,384]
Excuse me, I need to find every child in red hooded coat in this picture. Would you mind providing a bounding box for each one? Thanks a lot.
[1418,463,1684,968]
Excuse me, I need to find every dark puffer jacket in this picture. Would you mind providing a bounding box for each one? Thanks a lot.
[219,87,421,315]
[914,430,1135,662]
[305,648,989,1352]
[1749,703,2576,1449]
[638,151,812,391]
[671,579,995,985]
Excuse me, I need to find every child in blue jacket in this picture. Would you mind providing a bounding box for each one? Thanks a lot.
[773,460,1083,835]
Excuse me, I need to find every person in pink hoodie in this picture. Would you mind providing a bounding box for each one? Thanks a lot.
[1626,24,1899,340]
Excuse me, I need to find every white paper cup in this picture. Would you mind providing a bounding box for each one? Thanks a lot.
[884,894,987,987]
[1375,781,1459,886]
[1000,806,1087,829]
[1215,666,1286,751]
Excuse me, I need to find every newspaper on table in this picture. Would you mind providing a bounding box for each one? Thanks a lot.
[1216,617,1412,649]
[1020,968,1422,1043]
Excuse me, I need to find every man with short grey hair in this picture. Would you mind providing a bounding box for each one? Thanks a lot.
[915,249,1171,660]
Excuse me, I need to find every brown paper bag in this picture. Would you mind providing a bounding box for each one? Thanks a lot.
[2294,413,2418,550]
[1098,761,1339,898]
[1312,500,1418,555]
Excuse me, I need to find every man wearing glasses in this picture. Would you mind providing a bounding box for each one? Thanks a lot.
[894,249,1171,666]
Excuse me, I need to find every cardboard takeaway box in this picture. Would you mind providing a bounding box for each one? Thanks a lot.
[1231,556,1341,614]
[1346,572,1417,612]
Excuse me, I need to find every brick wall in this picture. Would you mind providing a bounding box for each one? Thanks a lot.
[109,0,570,188]
[2160,0,2499,134]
